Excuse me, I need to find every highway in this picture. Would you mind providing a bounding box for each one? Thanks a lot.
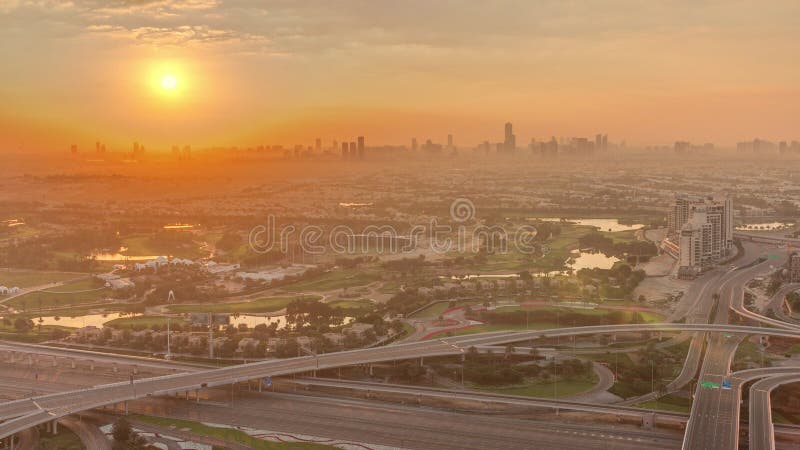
[287,376,687,420]
[3,322,800,440]
[681,251,779,450]
[749,373,800,450]
[127,388,685,450]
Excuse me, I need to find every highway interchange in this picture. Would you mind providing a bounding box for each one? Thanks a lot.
[2,237,800,449]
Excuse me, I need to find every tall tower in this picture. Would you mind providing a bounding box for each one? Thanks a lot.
[357,136,365,159]
[504,122,515,151]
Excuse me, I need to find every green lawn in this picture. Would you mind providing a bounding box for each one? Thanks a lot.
[283,270,380,292]
[437,322,557,338]
[379,280,401,294]
[6,278,110,311]
[0,270,82,288]
[599,229,639,243]
[121,234,206,259]
[104,315,188,329]
[463,223,594,273]
[636,395,692,413]
[413,302,452,318]
[476,376,597,398]
[167,296,320,314]
[0,321,70,342]
[36,426,84,450]
[133,415,336,449]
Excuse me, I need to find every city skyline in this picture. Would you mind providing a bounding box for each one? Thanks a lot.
[2,0,800,152]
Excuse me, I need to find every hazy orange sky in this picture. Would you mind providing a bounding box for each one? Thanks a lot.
[1,0,799,152]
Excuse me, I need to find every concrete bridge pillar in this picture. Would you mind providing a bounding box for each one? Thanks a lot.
[369,365,374,376]
[70,358,76,369]
[52,356,57,367]
[642,413,655,430]
[132,365,138,375]
[112,363,118,373]
[89,360,95,371]
[52,419,58,434]
[27,354,33,366]
[195,389,200,403]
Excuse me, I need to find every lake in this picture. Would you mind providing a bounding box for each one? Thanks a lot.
[532,218,644,232]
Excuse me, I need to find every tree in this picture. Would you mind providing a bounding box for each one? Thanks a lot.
[14,318,33,333]
[112,418,133,443]
[111,418,147,450]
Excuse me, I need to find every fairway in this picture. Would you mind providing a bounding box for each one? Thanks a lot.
[6,278,110,311]
[477,376,597,398]
[0,270,83,289]
[283,269,380,292]
[327,299,375,311]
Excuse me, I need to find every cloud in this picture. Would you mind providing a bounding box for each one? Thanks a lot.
[85,23,268,48]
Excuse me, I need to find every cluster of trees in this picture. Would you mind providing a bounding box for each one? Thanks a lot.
[467,307,645,327]
[111,418,148,450]
[382,255,428,273]
[578,232,658,259]
[434,348,592,387]
[576,264,646,299]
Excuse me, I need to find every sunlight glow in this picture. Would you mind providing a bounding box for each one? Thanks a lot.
[161,75,178,91]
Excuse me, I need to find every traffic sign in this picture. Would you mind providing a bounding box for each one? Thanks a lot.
[264,376,272,388]
[722,380,731,389]
[701,381,720,389]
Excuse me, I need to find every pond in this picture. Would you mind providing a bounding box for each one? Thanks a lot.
[90,246,160,261]
[33,313,133,328]
[532,218,644,232]
[446,251,621,280]
[28,312,354,330]
[568,251,620,271]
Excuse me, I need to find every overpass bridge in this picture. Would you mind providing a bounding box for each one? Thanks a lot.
[2,323,800,443]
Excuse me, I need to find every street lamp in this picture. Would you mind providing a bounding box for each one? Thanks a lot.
[166,290,175,359]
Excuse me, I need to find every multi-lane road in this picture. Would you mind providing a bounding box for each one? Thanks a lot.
[3,322,800,441]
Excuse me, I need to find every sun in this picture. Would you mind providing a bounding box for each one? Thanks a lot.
[161,75,178,91]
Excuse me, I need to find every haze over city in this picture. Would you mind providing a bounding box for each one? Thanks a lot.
[2,0,800,152]
[2,2,800,450]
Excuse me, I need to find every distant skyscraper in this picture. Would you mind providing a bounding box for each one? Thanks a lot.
[70,144,77,154]
[595,134,602,151]
[95,141,100,153]
[503,122,515,151]
[315,138,322,152]
[349,141,357,158]
[447,134,453,148]
[357,136,365,159]
[341,142,348,159]
[411,138,418,151]
[602,134,608,151]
